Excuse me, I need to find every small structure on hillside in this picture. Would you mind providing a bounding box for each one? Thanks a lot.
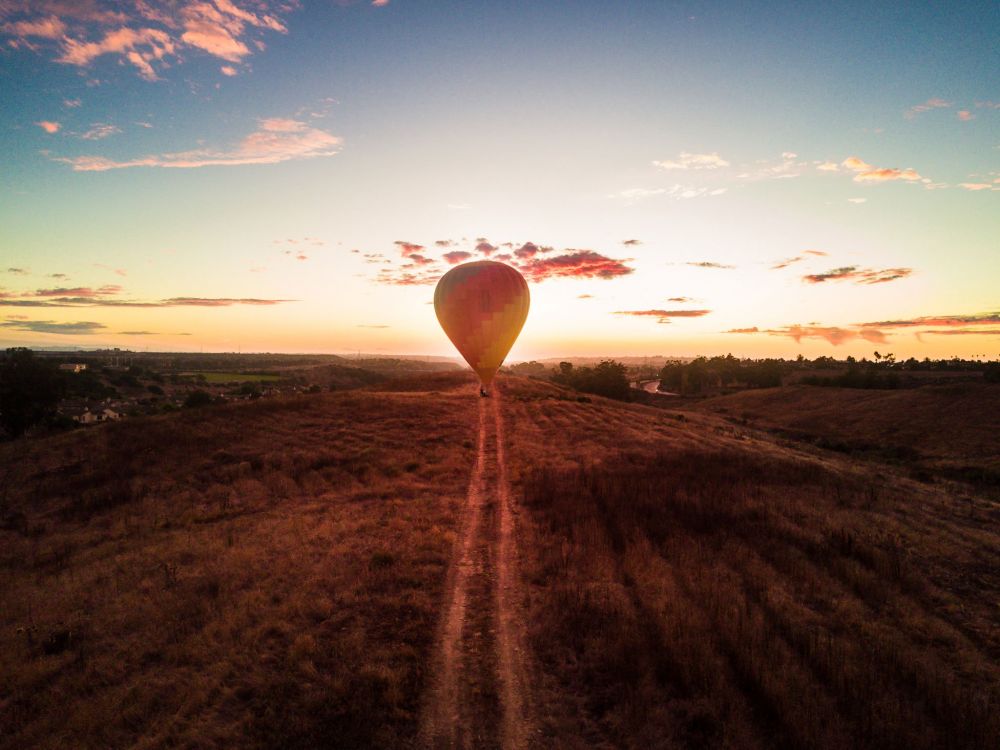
[58,363,88,373]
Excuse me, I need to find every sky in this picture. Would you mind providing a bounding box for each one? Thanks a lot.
[1,0,998,361]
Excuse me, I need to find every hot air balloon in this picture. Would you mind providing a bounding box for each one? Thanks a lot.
[434,261,530,394]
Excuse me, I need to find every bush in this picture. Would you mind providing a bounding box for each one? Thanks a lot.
[184,390,214,408]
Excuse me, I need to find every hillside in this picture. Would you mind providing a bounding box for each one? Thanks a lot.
[688,383,1000,484]
[1,375,998,749]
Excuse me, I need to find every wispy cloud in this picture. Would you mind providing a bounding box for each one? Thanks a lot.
[0,293,294,308]
[80,123,121,140]
[609,187,666,201]
[904,97,951,119]
[1,0,289,81]
[36,120,61,133]
[771,250,828,270]
[0,319,106,334]
[6,268,29,275]
[958,182,995,191]
[729,324,887,345]
[918,328,1000,336]
[394,241,424,257]
[622,239,642,246]
[803,266,912,285]
[856,312,1000,329]
[653,152,729,170]
[55,118,341,171]
[686,261,735,269]
[33,284,122,297]
[615,309,710,324]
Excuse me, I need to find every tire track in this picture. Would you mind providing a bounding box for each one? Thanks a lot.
[420,382,534,749]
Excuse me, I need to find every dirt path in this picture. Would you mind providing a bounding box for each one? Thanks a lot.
[420,383,534,748]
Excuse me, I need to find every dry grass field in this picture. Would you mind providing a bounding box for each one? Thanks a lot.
[0,376,480,749]
[1,374,998,749]
[688,383,1000,486]
[501,377,1000,749]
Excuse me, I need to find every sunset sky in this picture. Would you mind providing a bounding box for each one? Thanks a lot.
[1,0,997,360]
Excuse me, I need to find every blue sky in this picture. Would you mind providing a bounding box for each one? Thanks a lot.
[1,1,998,358]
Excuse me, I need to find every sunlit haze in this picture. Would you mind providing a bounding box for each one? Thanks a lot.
[2,1,998,359]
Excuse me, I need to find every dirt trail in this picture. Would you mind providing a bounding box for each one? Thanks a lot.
[420,384,534,749]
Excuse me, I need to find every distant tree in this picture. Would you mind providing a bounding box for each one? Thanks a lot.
[552,359,631,401]
[0,348,63,438]
[509,360,547,377]
[183,390,213,408]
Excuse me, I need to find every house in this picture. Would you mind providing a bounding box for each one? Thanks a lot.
[58,363,88,373]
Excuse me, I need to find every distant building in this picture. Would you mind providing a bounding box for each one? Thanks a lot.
[59,363,88,373]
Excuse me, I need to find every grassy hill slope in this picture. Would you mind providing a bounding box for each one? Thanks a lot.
[689,382,1000,483]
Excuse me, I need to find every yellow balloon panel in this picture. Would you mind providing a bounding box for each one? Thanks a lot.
[434,261,530,385]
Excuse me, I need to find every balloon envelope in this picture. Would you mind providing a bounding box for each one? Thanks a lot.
[434,261,530,385]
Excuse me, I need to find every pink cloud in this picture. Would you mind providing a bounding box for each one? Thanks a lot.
[36,120,61,133]
[516,250,634,282]
[957,110,975,121]
[394,241,424,257]
[475,240,497,256]
[958,183,993,191]
[442,250,473,264]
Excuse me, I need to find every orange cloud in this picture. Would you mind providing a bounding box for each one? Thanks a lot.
[36,120,61,133]
[842,156,923,183]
